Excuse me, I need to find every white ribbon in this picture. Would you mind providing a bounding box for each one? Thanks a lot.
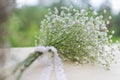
[35,46,67,80]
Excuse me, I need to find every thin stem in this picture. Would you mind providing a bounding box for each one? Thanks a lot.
[14,52,42,80]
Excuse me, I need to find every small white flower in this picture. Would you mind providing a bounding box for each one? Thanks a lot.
[93,11,98,15]
[74,56,80,60]
[104,9,107,13]
[90,7,93,10]
[106,20,110,24]
[109,35,112,39]
[81,9,85,13]
[112,30,115,34]
[75,62,79,65]
[109,16,112,20]
[87,46,92,49]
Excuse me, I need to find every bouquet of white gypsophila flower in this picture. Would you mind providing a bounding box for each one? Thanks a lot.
[35,6,120,70]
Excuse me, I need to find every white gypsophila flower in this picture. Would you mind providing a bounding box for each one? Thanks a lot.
[93,11,98,15]
[106,20,110,24]
[109,16,112,20]
[104,9,107,13]
[112,30,115,34]
[36,6,120,69]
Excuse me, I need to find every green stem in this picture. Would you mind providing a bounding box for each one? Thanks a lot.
[14,52,42,80]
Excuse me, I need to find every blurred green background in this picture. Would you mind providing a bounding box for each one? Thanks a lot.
[8,0,120,47]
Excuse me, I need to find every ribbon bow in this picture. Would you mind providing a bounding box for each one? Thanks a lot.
[35,46,67,80]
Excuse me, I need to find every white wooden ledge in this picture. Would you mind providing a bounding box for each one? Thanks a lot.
[6,47,120,80]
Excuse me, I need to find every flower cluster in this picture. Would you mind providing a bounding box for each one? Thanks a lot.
[36,6,120,69]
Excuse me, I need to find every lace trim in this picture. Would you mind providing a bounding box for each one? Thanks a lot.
[35,46,67,80]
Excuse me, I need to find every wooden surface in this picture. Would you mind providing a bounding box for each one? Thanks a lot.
[7,47,120,80]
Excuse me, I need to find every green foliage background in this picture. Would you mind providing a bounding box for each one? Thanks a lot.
[8,7,48,46]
